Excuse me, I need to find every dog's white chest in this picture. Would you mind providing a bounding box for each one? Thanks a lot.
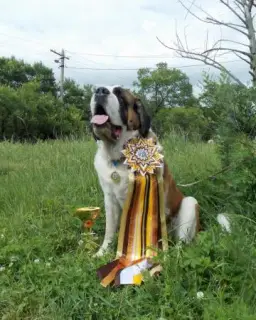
[94,150,129,206]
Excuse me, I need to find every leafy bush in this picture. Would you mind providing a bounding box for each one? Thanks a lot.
[0,82,84,141]
[63,79,94,126]
[199,72,256,139]
[133,62,197,115]
[152,107,207,139]
[197,73,256,216]
[0,56,57,95]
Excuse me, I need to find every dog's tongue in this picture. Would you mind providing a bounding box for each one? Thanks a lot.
[91,115,109,125]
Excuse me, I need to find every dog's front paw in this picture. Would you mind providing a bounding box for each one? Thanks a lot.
[93,247,107,258]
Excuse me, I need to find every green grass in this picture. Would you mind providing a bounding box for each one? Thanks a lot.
[0,135,255,320]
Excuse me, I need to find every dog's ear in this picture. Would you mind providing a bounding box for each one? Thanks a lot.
[135,99,151,137]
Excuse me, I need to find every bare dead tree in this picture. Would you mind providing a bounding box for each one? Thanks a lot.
[157,0,256,86]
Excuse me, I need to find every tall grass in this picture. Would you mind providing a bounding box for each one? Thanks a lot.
[0,134,255,319]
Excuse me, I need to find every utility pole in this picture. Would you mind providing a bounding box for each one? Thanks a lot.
[50,48,69,101]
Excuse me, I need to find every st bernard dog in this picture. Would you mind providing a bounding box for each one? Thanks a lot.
[90,85,229,257]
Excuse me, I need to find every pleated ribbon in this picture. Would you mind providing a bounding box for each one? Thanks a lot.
[97,170,168,287]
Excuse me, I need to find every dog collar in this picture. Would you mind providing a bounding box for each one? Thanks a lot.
[111,158,125,167]
[112,160,119,167]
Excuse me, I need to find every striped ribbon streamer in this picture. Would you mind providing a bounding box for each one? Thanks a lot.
[97,171,168,287]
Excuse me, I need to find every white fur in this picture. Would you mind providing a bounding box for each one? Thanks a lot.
[90,85,123,129]
[91,86,199,257]
[172,197,198,243]
[93,130,139,256]
[217,213,231,233]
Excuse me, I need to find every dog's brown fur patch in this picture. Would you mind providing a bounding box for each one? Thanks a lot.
[120,90,140,130]
[163,161,184,219]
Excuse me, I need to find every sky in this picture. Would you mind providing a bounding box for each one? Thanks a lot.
[0,0,252,94]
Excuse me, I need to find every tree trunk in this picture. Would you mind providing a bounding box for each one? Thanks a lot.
[243,0,256,85]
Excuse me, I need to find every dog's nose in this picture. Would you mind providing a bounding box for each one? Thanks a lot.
[94,87,110,105]
[95,87,110,95]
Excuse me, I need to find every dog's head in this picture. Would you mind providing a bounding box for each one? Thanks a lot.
[90,85,151,143]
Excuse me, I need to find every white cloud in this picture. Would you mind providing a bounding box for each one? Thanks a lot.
[142,20,157,33]
[0,0,251,90]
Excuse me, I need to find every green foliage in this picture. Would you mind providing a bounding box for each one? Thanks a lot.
[212,135,256,215]
[199,72,256,139]
[0,56,57,95]
[156,221,256,319]
[0,136,255,319]
[0,56,95,140]
[0,82,84,141]
[152,107,207,139]
[63,79,94,124]
[197,72,256,216]
[1,56,256,143]
[133,62,197,115]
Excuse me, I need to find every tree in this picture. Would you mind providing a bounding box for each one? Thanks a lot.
[152,106,207,139]
[157,0,256,86]
[0,56,57,94]
[0,81,84,141]
[82,84,95,124]
[133,62,196,115]
[33,62,57,95]
[199,71,256,139]
[63,79,94,124]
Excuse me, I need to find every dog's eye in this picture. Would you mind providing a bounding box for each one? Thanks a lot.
[133,103,138,111]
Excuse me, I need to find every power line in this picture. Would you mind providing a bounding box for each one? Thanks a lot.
[0,31,245,75]
[65,50,176,59]
[68,66,152,71]
[0,32,43,45]
[0,32,247,64]
[66,59,240,71]
[67,53,103,65]
[0,34,172,59]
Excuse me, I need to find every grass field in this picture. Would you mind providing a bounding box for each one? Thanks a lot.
[0,134,256,320]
